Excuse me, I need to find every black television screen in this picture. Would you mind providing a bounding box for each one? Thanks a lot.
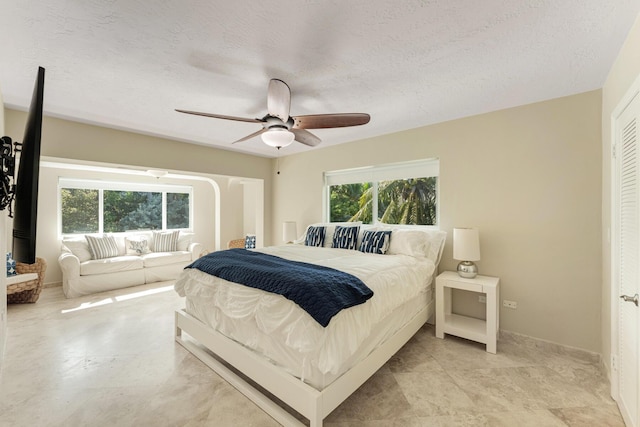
[12,66,45,264]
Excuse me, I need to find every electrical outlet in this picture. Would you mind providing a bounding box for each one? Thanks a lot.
[503,300,517,309]
[478,295,486,303]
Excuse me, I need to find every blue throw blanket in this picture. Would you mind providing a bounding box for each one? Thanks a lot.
[186,249,373,327]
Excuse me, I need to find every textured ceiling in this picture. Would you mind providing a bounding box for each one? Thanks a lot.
[2,1,639,158]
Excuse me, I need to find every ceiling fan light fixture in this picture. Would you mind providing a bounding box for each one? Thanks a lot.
[261,128,295,148]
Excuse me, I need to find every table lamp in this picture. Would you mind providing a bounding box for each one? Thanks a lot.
[283,221,297,244]
[453,227,480,278]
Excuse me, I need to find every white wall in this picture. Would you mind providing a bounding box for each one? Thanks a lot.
[273,90,603,353]
[601,13,640,375]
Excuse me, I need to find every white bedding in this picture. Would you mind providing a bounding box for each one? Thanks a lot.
[174,244,437,389]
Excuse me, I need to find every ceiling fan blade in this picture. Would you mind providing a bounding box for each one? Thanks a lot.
[176,109,262,124]
[291,129,321,147]
[293,113,370,129]
[267,79,291,122]
[232,128,267,144]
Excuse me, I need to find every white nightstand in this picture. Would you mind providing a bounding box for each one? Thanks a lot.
[435,271,500,354]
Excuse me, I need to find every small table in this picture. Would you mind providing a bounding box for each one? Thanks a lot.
[435,271,500,353]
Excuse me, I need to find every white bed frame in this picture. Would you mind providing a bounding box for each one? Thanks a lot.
[175,301,432,427]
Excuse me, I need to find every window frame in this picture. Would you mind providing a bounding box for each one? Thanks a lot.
[323,158,440,226]
[58,178,193,237]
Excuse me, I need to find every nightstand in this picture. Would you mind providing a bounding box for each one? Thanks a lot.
[435,271,500,353]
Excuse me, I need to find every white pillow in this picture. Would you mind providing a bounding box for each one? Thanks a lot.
[374,225,446,264]
[177,232,193,251]
[62,239,92,262]
[125,235,151,255]
[386,229,431,258]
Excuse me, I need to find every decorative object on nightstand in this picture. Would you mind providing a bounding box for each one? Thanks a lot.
[283,221,297,244]
[453,227,480,278]
[435,271,500,353]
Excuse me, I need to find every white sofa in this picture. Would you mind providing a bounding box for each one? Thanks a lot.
[59,231,203,298]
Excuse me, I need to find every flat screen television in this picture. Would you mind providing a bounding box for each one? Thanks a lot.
[12,66,45,265]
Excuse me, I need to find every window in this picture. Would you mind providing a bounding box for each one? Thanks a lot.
[103,191,162,232]
[60,188,99,234]
[60,179,192,235]
[329,182,371,222]
[324,158,439,226]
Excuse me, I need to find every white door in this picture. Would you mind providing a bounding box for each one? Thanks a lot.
[613,86,640,427]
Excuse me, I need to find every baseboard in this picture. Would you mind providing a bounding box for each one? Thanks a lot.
[43,281,62,289]
[499,329,601,364]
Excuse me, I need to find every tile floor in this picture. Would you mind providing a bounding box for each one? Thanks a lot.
[0,282,625,426]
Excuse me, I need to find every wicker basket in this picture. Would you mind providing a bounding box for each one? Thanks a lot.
[7,257,47,304]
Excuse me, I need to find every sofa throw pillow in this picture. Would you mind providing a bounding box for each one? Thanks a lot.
[85,234,119,260]
[244,235,256,249]
[332,225,360,250]
[62,239,93,262]
[6,253,16,277]
[177,232,193,251]
[359,230,392,255]
[125,236,151,255]
[153,230,180,252]
[305,226,326,247]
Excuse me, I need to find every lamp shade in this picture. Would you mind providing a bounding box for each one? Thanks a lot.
[262,129,295,147]
[283,221,297,243]
[453,228,480,261]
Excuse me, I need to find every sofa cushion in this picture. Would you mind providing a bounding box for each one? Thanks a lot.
[152,230,179,252]
[141,251,191,268]
[63,239,93,262]
[86,234,119,259]
[125,235,151,255]
[80,256,144,276]
[177,232,193,251]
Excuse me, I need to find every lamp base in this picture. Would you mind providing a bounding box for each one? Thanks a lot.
[457,261,478,278]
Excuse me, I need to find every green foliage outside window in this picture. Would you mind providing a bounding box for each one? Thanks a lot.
[329,177,437,226]
[104,191,162,232]
[167,193,190,229]
[61,188,99,234]
[329,183,370,222]
[377,177,437,225]
[61,186,191,235]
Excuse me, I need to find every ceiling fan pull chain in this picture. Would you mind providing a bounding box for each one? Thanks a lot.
[276,147,281,175]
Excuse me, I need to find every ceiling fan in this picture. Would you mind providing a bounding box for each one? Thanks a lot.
[176,79,370,148]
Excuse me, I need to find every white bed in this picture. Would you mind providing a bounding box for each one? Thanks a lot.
[174,226,446,426]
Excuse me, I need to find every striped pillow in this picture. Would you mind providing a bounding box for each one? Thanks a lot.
[331,225,360,250]
[305,226,326,247]
[359,230,392,254]
[85,234,119,260]
[153,230,180,252]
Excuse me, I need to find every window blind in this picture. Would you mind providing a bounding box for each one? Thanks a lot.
[324,158,439,186]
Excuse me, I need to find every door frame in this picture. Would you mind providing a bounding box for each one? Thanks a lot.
[610,71,640,427]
